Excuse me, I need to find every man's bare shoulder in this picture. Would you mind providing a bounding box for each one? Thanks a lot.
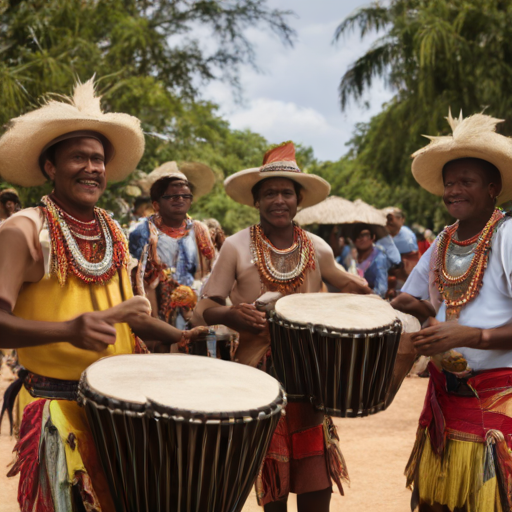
[0,207,45,260]
[0,207,44,234]
[305,231,332,253]
[224,227,251,247]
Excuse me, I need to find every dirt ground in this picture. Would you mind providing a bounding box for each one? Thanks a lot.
[0,368,427,512]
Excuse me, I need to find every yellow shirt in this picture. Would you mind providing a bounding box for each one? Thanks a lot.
[15,270,135,381]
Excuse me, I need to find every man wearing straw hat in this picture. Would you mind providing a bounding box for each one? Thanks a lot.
[129,161,216,335]
[194,141,371,512]
[391,111,512,512]
[0,79,204,511]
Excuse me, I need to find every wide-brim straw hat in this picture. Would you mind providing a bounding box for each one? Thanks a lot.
[225,142,330,208]
[412,110,512,204]
[138,161,215,201]
[0,78,145,187]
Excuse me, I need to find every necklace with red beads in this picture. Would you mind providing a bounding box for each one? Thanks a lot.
[434,208,505,320]
[42,195,129,285]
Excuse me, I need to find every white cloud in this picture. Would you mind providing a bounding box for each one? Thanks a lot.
[227,97,350,159]
[202,0,394,161]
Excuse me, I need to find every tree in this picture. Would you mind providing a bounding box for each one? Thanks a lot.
[0,0,296,231]
[334,0,512,229]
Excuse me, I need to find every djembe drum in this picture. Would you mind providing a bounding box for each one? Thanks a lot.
[269,293,404,417]
[78,354,285,512]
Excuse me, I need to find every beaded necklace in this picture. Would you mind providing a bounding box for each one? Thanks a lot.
[434,208,505,320]
[250,223,316,294]
[42,195,129,285]
[154,214,190,239]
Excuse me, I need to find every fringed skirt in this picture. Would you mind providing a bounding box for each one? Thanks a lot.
[9,390,113,512]
[255,402,349,505]
[412,430,502,512]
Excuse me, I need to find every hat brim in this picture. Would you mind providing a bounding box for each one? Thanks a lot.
[0,115,145,187]
[412,134,512,205]
[139,161,215,201]
[224,168,331,208]
[178,162,215,200]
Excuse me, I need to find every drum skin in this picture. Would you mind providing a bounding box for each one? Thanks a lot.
[78,354,285,512]
[269,313,402,418]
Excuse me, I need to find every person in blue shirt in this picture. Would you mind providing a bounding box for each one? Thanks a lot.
[386,208,420,295]
[386,208,419,254]
[353,224,389,298]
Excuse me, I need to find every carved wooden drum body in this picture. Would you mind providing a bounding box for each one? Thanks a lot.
[78,354,285,512]
[270,293,410,417]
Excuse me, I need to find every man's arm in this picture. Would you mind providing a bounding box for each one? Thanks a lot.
[390,293,436,324]
[203,302,267,333]
[128,313,202,345]
[314,235,372,294]
[411,319,512,355]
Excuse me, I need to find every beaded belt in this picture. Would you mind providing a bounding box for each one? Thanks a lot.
[24,371,79,401]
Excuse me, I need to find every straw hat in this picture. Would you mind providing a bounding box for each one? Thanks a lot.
[0,78,144,187]
[224,141,330,208]
[412,110,512,204]
[138,161,215,201]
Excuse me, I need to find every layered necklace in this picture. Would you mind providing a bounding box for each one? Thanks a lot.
[250,223,316,295]
[434,208,505,320]
[153,214,190,239]
[42,195,129,285]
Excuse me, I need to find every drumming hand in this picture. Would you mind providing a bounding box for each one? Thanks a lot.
[230,304,268,334]
[67,312,118,352]
[180,326,209,347]
[96,297,152,325]
[410,318,481,356]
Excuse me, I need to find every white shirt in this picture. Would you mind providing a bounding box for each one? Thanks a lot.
[402,217,512,371]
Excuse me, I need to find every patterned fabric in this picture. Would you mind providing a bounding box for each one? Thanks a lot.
[356,246,388,298]
[406,363,512,511]
[10,397,111,512]
[256,402,348,505]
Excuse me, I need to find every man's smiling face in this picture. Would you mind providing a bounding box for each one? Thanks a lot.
[442,159,499,221]
[255,177,300,229]
[44,137,107,209]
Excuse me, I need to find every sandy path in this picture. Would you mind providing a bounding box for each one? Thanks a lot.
[0,371,427,512]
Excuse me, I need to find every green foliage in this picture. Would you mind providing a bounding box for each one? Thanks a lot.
[0,0,295,232]
[335,0,512,230]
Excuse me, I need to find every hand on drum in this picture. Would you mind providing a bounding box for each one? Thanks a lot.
[229,303,268,334]
[178,326,209,349]
[410,317,481,356]
[68,297,152,352]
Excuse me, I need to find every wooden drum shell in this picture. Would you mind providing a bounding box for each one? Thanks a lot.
[269,313,402,418]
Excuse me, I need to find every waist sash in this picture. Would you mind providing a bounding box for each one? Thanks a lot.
[24,371,79,401]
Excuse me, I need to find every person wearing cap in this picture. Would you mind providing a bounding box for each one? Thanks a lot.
[193,142,371,512]
[0,79,205,510]
[0,188,22,221]
[129,161,216,336]
[390,112,512,512]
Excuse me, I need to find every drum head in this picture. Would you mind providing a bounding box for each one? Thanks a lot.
[275,293,398,332]
[81,354,282,416]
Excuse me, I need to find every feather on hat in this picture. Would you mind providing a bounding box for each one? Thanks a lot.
[224,141,330,208]
[412,110,512,204]
[0,78,145,186]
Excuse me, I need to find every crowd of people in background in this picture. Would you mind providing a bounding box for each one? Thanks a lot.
[334,208,436,299]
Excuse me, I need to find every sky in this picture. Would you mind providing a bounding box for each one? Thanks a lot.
[203,0,393,162]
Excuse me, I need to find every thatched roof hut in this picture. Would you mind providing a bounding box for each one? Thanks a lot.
[295,196,386,226]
